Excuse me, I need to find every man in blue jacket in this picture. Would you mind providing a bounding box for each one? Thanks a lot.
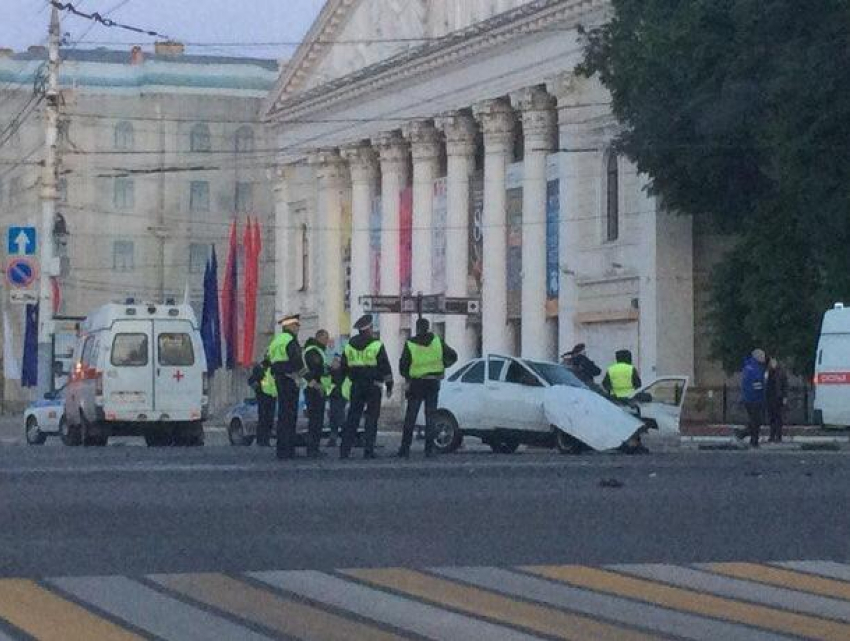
[740,348,767,447]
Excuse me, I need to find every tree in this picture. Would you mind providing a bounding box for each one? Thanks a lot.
[578,0,850,374]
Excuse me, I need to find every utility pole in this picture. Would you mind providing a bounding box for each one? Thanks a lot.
[37,6,60,396]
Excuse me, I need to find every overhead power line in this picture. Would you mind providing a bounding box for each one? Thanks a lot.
[50,1,170,40]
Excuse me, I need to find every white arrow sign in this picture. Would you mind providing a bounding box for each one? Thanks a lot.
[13,230,31,255]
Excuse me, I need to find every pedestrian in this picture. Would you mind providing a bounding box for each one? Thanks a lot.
[562,343,601,387]
[398,318,458,459]
[247,358,275,446]
[326,354,350,448]
[766,356,789,443]
[267,314,303,460]
[739,348,767,447]
[602,349,642,400]
[303,329,331,458]
[340,314,393,460]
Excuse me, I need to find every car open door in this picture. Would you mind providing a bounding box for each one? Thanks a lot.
[632,377,689,434]
[484,356,546,431]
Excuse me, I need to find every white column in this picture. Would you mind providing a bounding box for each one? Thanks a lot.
[340,143,378,329]
[437,111,478,362]
[373,130,409,367]
[405,120,441,297]
[513,86,557,360]
[273,164,294,321]
[474,98,515,355]
[309,150,347,338]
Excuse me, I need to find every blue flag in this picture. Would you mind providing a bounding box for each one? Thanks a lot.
[21,303,38,388]
[201,246,222,374]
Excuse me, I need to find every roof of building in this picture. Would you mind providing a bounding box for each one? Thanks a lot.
[12,47,280,71]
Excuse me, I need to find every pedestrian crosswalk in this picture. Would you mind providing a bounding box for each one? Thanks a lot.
[0,560,849,640]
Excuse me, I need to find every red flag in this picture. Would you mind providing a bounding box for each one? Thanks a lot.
[240,218,257,367]
[220,219,239,369]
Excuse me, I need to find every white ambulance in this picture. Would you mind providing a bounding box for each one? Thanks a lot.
[813,302,850,429]
[63,302,209,446]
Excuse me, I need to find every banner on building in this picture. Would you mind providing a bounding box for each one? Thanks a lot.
[546,155,561,318]
[468,172,484,296]
[369,195,382,295]
[432,177,447,294]
[399,187,412,296]
[340,201,352,333]
[506,162,523,320]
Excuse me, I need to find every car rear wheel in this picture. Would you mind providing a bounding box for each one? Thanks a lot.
[228,418,254,446]
[554,428,587,455]
[61,417,82,446]
[432,411,462,454]
[25,416,47,445]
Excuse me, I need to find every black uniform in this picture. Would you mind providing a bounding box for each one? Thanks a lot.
[398,332,458,457]
[327,366,347,446]
[247,361,274,446]
[302,338,327,457]
[271,331,303,460]
[340,332,393,459]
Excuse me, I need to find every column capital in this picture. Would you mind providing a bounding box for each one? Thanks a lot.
[511,86,556,148]
[373,130,409,170]
[271,163,297,195]
[340,142,378,184]
[308,149,346,183]
[473,98,515,150]
[403,120,441,163]
[437,111,478,157]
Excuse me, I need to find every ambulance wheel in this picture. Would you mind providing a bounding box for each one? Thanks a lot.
[175,421,204,447]
[61,417,82,447]
[81,414,107,446]
[432,411,462,454]
[554,429,587,455]
[25,416,48,445]
[228,418,253,446]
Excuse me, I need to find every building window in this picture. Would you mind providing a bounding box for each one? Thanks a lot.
[606,151,619,242]
[189,242,208,273]
[235,181,253,212]
[114,121,134,150]
[57,177,68,204]
[189,181,210,212]
[190,124,211,152]
[234,126,254,153]
[299,223,309,292]
[112,240,134,271]
[114,177,134,210]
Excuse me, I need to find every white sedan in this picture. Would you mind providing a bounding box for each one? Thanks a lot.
[428,354,688,454]
[24,387,66,445]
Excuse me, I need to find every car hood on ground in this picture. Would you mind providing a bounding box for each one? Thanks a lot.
[543,387,643,450]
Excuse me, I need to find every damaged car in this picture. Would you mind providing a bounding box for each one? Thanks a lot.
[429,354,688,454]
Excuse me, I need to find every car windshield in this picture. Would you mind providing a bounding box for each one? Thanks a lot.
[525,361,587,388]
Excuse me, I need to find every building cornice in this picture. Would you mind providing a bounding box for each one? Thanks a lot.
[266,0,606,124]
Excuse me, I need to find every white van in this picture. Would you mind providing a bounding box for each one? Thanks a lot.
[813,302,850,429]
[63,302,209,446]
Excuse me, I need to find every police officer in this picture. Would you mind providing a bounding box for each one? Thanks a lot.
[326,354,350,448]
[267,314,303,460]
[398,318,457,458]
[302,329,331,458]
[602,349,642,400]
[248,358,276,446]
[340,314,393,460]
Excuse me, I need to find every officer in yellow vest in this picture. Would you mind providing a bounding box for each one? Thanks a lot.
[302,329,331,459]
[340,314,393,459]
[398,318,458,458]
[602,349,642,400]
[326,353,350,448]
[247,357,276,446]
[268,314,304,460]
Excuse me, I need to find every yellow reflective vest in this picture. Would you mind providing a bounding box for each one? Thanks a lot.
[268,331,295,364]
[303,344,333,396]
[260,368,277,398]
[407,336,445,379]
[344,340,383,368]
[607,362,636,398]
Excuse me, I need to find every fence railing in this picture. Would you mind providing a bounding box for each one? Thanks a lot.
[683,385,814,425]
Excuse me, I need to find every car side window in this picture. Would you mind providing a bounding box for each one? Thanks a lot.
[448,362,472,382]
[505,361,542,387]
[81,336,95,367]
[488,357,506,381]
[460,361,485,384]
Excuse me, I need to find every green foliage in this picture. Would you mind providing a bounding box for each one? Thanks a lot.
[579,0,850,374]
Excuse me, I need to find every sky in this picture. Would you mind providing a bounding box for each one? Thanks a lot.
[1,0,327,60]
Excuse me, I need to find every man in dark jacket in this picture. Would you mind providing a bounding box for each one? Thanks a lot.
[340,315,394,459]
[268,314,304,460]
[562,343,601,387]
[766,357,789,443]
[302,329,330,458]
[398,318,458,458]
[740,348,767,447]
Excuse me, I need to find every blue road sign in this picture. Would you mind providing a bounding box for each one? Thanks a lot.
[7,226,37,256]
[6,257,37,288]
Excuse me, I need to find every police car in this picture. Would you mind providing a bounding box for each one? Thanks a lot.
[24,386,67,445]
[430,354,688,454]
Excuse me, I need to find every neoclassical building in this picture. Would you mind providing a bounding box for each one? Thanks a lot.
[266,0,702,386]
